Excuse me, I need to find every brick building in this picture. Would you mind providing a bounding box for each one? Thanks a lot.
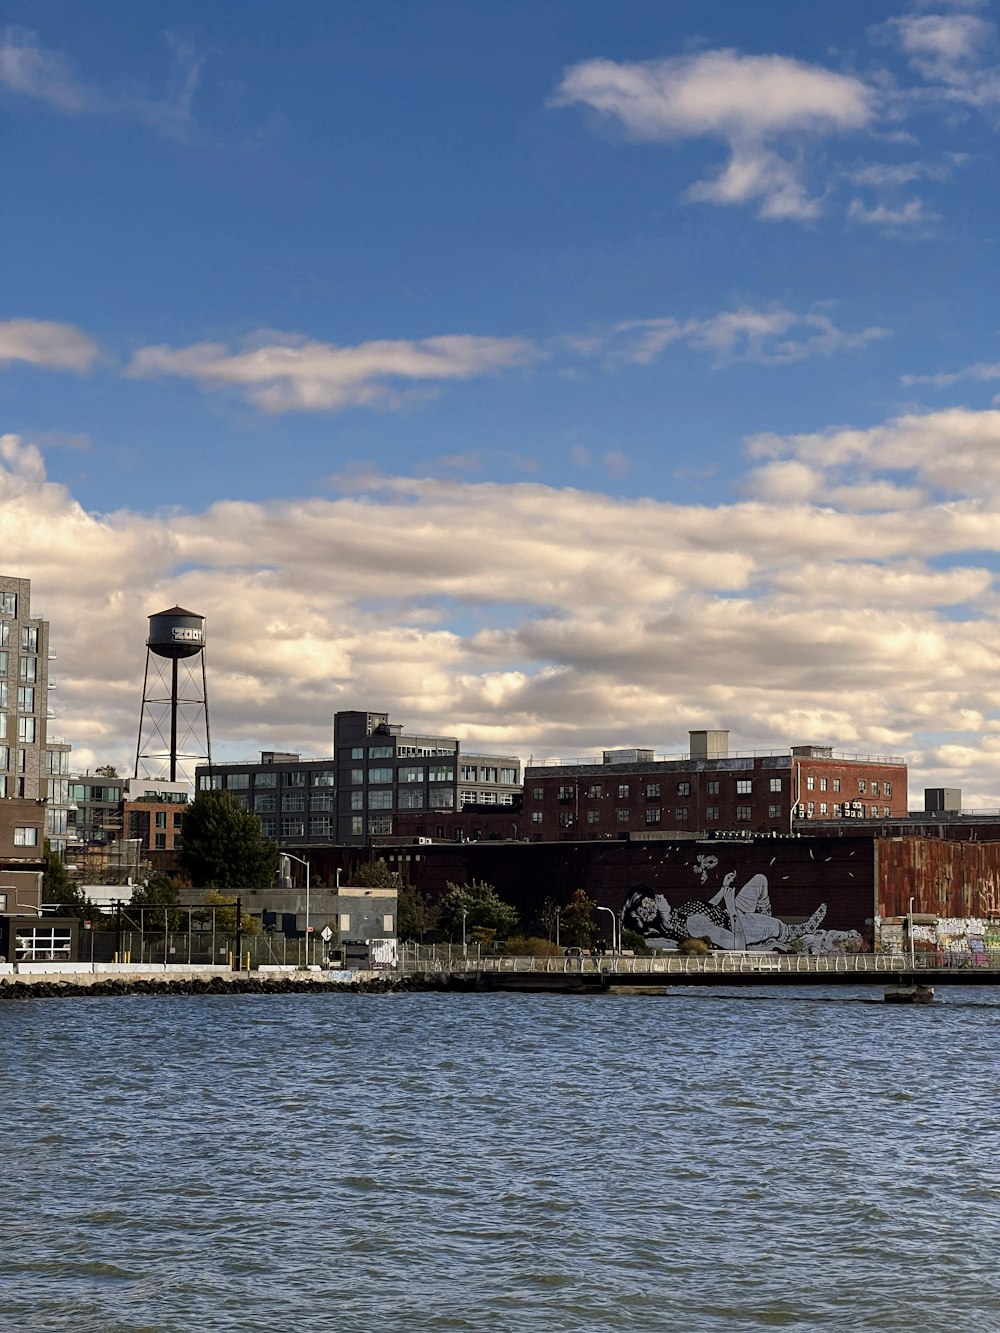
[523,731,907,841]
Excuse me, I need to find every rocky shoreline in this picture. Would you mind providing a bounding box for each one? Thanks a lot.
[0,973,455,1000]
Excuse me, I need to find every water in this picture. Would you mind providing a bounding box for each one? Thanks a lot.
[2,988,999,1332]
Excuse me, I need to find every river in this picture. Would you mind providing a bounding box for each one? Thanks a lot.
[2,987,998,1331]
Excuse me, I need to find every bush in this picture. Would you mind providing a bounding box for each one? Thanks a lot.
[505,934,563,957]
[677,936,711,956]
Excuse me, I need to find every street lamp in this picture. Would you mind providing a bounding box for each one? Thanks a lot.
[908,894,915,970]
[461,908,468,958]
[282,853,311,967]
[595,904,617,954]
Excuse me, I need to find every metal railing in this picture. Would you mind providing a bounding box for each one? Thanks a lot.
[396,948,1000,978]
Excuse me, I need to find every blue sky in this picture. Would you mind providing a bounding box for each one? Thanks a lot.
[5,0,1000,800]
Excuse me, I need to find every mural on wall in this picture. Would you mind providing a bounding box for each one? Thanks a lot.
[622,869,863,955]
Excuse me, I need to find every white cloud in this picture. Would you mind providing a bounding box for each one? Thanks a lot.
[605,305,888,366]
[901,360,1000,388]
[126,330,539,413]
[847,197,934,226]
[551,49,874,219]
[0,319,100,372]
[11,413,1000,803]
[0,27,201,139]
[889,11,1000,107]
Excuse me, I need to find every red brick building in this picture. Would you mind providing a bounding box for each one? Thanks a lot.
[523,732,907,841]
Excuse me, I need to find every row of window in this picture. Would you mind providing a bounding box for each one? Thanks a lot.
[206,769,336,790]
[0,653,38,680]
[803,776,892,796]
[459,791,516,806]
[259,816,333,839]
[351,765,457,785]
[350,788,455,810]
[0,717,38,743]
[0,620,40,652]
[548,803,788,827]
[802,803,893,818]
[547,776,784,801]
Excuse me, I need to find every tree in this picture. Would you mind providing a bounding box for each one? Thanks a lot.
[178,790,279,889]
[354,859,437,942]
[129,871,185,930]
[437,879,518,943]
[559,887,597,948]
[95,764,119,778]
[203,890,260,936]
[41,844,98,920]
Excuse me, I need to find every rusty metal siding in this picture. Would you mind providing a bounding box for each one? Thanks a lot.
[876,837,1000,918]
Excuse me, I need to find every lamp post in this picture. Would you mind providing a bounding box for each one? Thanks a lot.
[461,908,468,959]
[283,852,311,968]
[908,894,915,970]
[596,904,617,955]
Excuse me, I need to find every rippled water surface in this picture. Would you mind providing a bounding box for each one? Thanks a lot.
[2,988,999,1331]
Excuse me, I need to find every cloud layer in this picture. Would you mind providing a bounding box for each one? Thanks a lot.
[6,408,1000,806]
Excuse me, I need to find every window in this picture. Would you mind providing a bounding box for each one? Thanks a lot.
[227,772,249,789]
[806,776,815,790]
[460,790,477,806]
[820,777,828,791]
[280,817,305,837]
[312,770,335,787]
[382,915,394,932]
[645,808,660,824]
[558,786,573,801]
[0,653,6,676]
[618,784,630,798]
[0,592,16,616]
[399,789,424,809]
[309,816,331,837]
[311,791,334,811]
[461,765,478,781]
[350,816,363,836]
[173,812,183,828]
[736,779,751,795]
[339,913,352,931]
[807,802,814,815]
[429,787,454,807]
[819,803,828,815]
[587,784,602,798]
[17,717,35,743]
[481,767,497,783]
[155,811,167,829]
[429,766,455,783]
[559,810,573,827]
[706,806,719,821]
[14,826,38,846]
[646,783,660,798]
[531,786,544,801]
[531,811,543,823]
[16,749,25,771]
[19,656,35,682]
[616,808,629,823]
[350,791,363,810]
[17,686,34,712]
[834,804,842,817]
[0,682,7,708]
[283,793,305,812]
[858,780,867,794]
[350,747,364,759]
[587,809,600,824]
[369,767,393,784]
[369,790,393,810]
[707,780,720,795]
[677,781,690,796]
[351,768,364,785]
[479,791,497,805]
[833,778,841,792]
[770,778,782,792]
[154,833,167,850]
[398,766,424,784]
[254,771,276,788]
[885,782,892,797]
[883,806,891,817]
[21,627,37,653]
[255,792,276,813]
[768,804,782,818]
[0,747,8,770]
[870,805,878,817]
[735,805,751,822]
[284,772,306,787]
[500,768,517,784]
[368,814,392,835]
[369,745,393,759]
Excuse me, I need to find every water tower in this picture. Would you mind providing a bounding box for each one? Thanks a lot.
[134,606,212,782]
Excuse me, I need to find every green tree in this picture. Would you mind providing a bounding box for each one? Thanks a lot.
[354,859,437,942]
[41,843,104,921]
[128,871,185,930]
[178,790,279,889]
[203,889,260,936]
[437,879,518,943]
[559,887,597,948]
[95,764,119,778]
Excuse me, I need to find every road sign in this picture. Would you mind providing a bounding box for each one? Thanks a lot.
[320,926,333,942]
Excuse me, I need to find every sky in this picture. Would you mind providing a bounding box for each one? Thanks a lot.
[4,0,1000,802]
